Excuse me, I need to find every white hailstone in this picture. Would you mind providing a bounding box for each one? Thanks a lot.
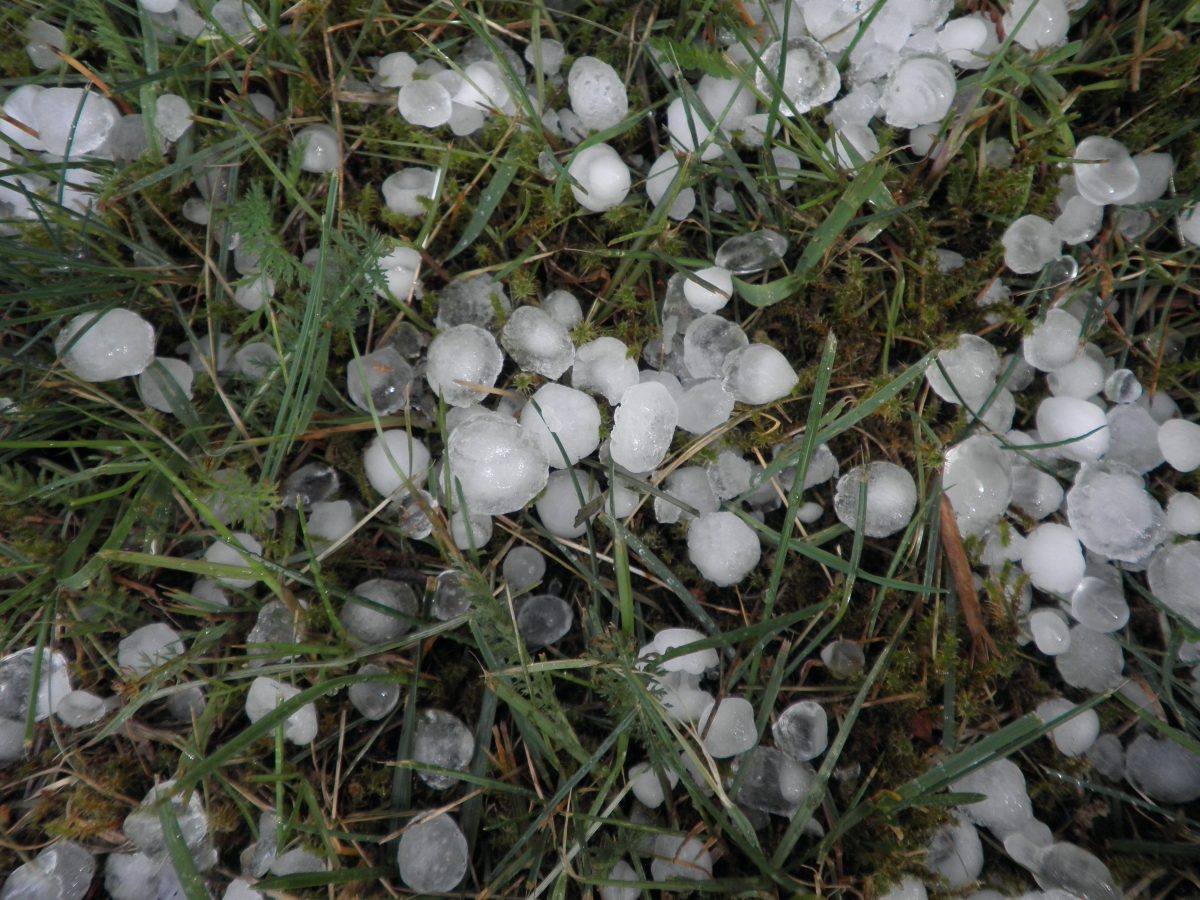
[1035,396,1109,462]
[707,451,753,501]
[1179,203,1200,245]
[1072,136,1140,205]
[1046,347,1105,399]
[665,96,722,161]
[950,758,1033,837]
[881,56,956,129]
[1125,733,1200,804]
[1002,0,1070,50]
[827,124,879,169]
[1066,463,1166,563]
[926,818,984,887]
[629,762,679,808]
[24,20,66,71]
[376,245,422,301]
[1022,523,1084,596]
[573,337,640,406]
[412,708,475,789]
[33,87,119,157]
[713,185,736,211]
[938,14,999,68]
[653,467,718,525]
[653,671,713,723]
[519,383,601,468]
[306,499,356,543]
[1036,698,1100,757]
[684,314,749,379]
[926,334,1001,406]
[245,677,318,744]
[770,145,803,190]
[363,430,431,497]
[1029,608,1071,655]
[641,627,718,675]
[1010,464,1064,520]
[500,306,575,379]
[610,382,678,473]
[118,623,184,676]
[210,0,266,36]
[1167,493,1200,536]
[154,93,193,142]
[833,462,918,538]
[233,272,275,311]
[722,343,798,405]
[138,358,195,413]
[425,323,503,407]
[455,61,513,114]
[829,84,882,130]
[446,412,549,515]
[397,80,453,128]
[396,813,468,894]
[650,835,713,883]
[536,469,600,538]
[687,511,761,586]
[599,860,639,900]
[696,73,757,134]
[382,168,439,216]
[738,112,781,148]
[1148,541,1200,627]
[1070,575,1130,632]
[524,38,565,76]
[1,85,47,152]
[699,696,757,757]
[294,124,340,173]
[1053,195,1104,245]
[645,152,696,220]
[566,57,628,131]
[567,143,631,212]
[1158,419,1200,472]
[943,435,1013,536]
[450,510,492,549]
[1122,152,1174,205]
[682,266,733,313]
[754,36,840,116]
[1002,215,1062,274]
[449,102,485,136]
[376,51,417,88]
[55,309,155,382]
[189,578,228,609]
[1023,309,1082,372]
[204,532,263,588]
[542,289,583,328]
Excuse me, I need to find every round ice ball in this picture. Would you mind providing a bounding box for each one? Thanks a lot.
[833,462,918,538]
[55,309,156,382]
[1022,522,1084,596]
[567,143,631,212]
[138,357,195,413]
[363,430,432,497]
[683,266,733,314]
[396,812,468,894]
[1072,136,1140,205]
[881,55,956,129]
[1002,0,1070,50]
[294,124,340,173]
[425,324,504,407]
[382,167,439,216]
[566,56,629,132]
[519,383,601,468]
[204,531,264,588]
[687,511,761,586]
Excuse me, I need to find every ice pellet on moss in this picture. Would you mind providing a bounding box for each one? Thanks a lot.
[245,677,317,744]
[687,511,761,586]
[567,56,628,132]
[203,532,264,588]
[833,462,918,538]
[138,358,195,413]
[294,124,340,173]
[567,143,631,212]
[56,309,156,382]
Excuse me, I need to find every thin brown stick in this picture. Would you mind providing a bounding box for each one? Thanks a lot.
[939,494,997,663]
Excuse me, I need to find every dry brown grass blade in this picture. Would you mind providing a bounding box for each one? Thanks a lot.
[939,493,997,663]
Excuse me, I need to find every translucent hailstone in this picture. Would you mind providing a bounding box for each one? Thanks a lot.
[629,761,680,808]
[650,835,713,883]
[516,593,574,647]
[1010,465,1063,520]
[881,56,956,129]
[502,546,546,594]
[665,96,723,161]
[501,306,575,379]
[245,601,298,668]
[341,578,417,645]
[536,468,600,537]
[1072,136,1140,206]
[0,648,71,722]
[572,337,640,405]
[1032,842,1122,900]
[1070,575,1129,632]
[1002,0,1070,50]
[950,758,1032,837]
[376,51,417,88]
[55,309,156,382]
[645,152,696,220]
[722,344,799,404]
[1124,733,1200,803]
[683,266,733,314]
[827,124,880,169]
[754,36,840,116]
[33,87,119,157]
[1056,625,1124,693]
[397,80,453,128]
[1029,608,1071,656]
[1035,698,1100,756]
[1002,215,1062,274]
[773,700,828,761]
[396,812,468,894]
[446,412,549,515]
[1122,151,1174,205]
[294,124,340,173]
[542,289,583,329]
[362,430,431,497]
[24,20,67,70]
[435,273,510,332]
[1167,493,1200,536]
[943,435,1013,536]
[734,746,814,817]
[610,382,678,473]
[137,358,195,414]
[1148,541,1200,627]
[1158,419,1200,472]
[1104,369,1142,405]
[1053,195,1104,245]
[412,708,474,789]
[382,168,439,216]
[653,467,718,526]
[568,143,631,212]
[519,383,601,468]
[1022,523,1084,596]
[425,324,504,407]
[450,510,492,549]
[1036,396,1109,462]
[1105,404,1164,474]
[926,334,1001,406]
[1,839,95,900]
[566,56,628,132]
[687,511,761,586]
[833,462,918,538]
[769,145,803,190]
[204,532,263,588]
[1066,463,1166,563]
[821,639,865,678]
[348,664,399,720]
[926,818,984,887]
[683,314,749,379]
[707,451,753,500]
[245,677,317,744]
[699,695,757,757]
[938,14,999,68]
[346,346,413,415]
[715,230,787,274]
[282,463,338,509]
[525,38,565,76]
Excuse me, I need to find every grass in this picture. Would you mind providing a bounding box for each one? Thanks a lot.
[2,0,1200,896]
